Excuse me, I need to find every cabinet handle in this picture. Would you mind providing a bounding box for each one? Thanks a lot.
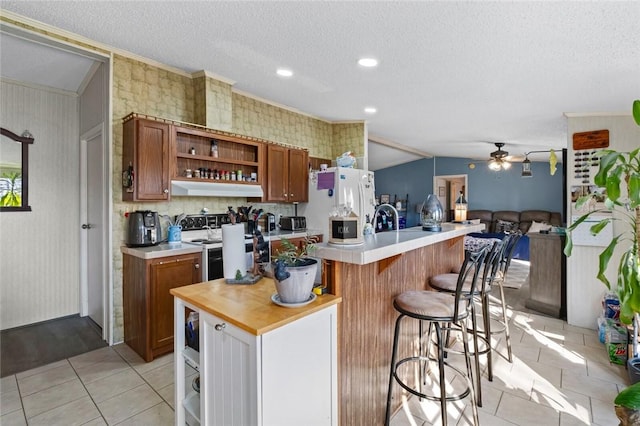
[195,263,200,269]
[163,189,169,193]
[214,323,226,331]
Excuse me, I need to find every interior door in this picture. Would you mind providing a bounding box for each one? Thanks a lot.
[82,125,105,332]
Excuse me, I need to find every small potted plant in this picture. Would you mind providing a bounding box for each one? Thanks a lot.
[272,236,319,304]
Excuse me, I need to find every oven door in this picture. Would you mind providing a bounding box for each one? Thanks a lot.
[207,247,224,280]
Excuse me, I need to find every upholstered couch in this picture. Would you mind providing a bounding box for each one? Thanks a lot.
[467,210,562,234]
[466,210,562,261]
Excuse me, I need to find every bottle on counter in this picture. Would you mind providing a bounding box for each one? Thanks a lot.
[210,140,218,157]
[190,147,196,155]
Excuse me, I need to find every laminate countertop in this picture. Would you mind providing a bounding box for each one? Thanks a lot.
[313,222,484,265]
[120,243,202,260]
[170,277,341,336]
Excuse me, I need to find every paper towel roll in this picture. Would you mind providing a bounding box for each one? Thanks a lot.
[222,224,246,279]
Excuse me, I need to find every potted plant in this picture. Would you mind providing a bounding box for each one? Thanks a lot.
[272,236,319,304]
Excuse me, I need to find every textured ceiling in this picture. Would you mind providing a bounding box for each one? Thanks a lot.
[1,1,639,170]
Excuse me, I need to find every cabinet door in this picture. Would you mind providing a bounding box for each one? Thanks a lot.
[266,145,288,202]
[288,148,308,202]
[134,119,171,201]
[201,312,258,426]
[150,253,200,351]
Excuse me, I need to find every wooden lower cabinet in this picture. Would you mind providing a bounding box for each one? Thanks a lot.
[270,234,322,257]
[123,252,201,361]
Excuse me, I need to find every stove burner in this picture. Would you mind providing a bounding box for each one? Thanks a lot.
[189,238,222,244]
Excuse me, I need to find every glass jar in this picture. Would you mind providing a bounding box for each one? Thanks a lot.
[420,194,444,231]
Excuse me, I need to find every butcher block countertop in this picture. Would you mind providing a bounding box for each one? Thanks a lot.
[170,277,341,336]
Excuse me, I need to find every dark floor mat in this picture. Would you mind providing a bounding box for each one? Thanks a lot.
[1,315,107,377]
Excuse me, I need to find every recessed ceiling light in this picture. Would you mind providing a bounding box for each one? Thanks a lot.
[358,58,378,67]
[364,107,377,114]
[276,68,293,77]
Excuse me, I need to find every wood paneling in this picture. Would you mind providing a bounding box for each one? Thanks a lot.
[0,80,80,330]
[328,237,463,425]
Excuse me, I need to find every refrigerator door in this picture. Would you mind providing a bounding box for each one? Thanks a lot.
[300,167,375,241]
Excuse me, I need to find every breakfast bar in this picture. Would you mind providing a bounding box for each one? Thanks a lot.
[315,222,484,425]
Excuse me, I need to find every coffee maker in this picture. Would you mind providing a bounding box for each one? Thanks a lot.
[266,213,276,231]
[126,210,160,247]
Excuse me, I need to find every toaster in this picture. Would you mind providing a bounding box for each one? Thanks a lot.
[279,216,307,231]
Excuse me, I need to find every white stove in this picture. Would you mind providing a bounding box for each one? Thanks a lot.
[178,214,255,280]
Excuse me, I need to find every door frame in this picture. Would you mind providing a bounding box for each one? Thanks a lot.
[433,174,468,220]
[80,122,111,343]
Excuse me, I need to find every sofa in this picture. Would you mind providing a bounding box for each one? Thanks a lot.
[466,210,562,260]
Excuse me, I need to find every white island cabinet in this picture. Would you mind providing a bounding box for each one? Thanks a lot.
[172,278,341,426]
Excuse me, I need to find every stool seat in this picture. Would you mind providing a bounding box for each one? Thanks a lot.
[430,273,489,294]
[395,290,469,320]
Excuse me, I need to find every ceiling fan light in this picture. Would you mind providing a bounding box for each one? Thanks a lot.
[502,161,511,170]
[488,160,501,171]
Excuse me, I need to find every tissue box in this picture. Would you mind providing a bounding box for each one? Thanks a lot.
[329,213,362,244]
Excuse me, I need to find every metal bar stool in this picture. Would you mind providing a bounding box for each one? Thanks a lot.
[491,230,523,363]
[384,246,489,426]
[428,236,506,407]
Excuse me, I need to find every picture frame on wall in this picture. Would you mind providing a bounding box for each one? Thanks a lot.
[380,194,390,204]
[438,187,445,197]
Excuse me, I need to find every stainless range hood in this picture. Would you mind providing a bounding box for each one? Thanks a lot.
[171,180,264,198]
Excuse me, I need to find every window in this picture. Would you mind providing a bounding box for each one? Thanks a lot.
[1,127,33,211]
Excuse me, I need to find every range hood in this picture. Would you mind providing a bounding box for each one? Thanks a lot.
[171,180,264,198]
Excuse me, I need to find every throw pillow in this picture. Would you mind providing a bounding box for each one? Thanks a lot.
[528,220,552,234]
[495,219,518,233]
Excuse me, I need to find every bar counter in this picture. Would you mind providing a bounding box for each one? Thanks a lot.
[314,223,483,425]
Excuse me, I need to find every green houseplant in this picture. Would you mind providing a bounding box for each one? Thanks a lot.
[272,236,319,304]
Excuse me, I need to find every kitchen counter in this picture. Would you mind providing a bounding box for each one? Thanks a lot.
[314,222,484,265]
[120,243,202,260]
[170,277,341,335]
[317,222,482,425]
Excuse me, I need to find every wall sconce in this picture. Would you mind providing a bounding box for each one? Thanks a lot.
[421,194,444,231]
[521,156,532,177]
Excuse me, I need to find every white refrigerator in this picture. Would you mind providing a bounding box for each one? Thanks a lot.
[299,167,376,241]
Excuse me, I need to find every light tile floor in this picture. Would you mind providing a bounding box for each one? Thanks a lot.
[0,308,628,425]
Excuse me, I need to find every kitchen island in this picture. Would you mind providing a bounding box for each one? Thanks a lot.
[314,223,484,425]
[171,277,341,426]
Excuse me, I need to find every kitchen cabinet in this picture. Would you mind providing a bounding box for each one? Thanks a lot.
[266,145,309,202]
[123,251,201,362]
[270,234,323,257]
[173,125,265,187]
[172,278,340,426]
[122,115,172,201]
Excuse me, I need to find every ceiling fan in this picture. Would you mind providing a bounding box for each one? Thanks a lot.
[488,142,512,171]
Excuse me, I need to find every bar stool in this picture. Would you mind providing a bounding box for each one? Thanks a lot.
[491,231,523,363]
[384,246,488,426]
[428,237,506,407]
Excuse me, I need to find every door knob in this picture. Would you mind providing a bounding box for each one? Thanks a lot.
[164,189,169,193]
[214,323,226,331]
[81,224,93,229]
[195,263,200,269]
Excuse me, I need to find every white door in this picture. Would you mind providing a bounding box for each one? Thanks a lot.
[81,125,106,333]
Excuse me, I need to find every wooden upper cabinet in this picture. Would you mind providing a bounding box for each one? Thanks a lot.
[266,145,308,203]
[122,117,171,201]
[288,148,308,202]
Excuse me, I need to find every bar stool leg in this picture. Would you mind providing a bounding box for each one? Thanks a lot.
[461,321,480,425]
[469,301,483,407]
[385,314,404,426]
[434,321,448,426]
[497,280,513,362]
[482,293,494,381]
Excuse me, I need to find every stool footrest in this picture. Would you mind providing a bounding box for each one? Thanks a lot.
[392,355,472,403]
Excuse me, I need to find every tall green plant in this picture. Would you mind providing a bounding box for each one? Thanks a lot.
[564,147,640,324]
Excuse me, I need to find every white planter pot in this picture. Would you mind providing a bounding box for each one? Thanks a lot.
[274,259,318,304]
